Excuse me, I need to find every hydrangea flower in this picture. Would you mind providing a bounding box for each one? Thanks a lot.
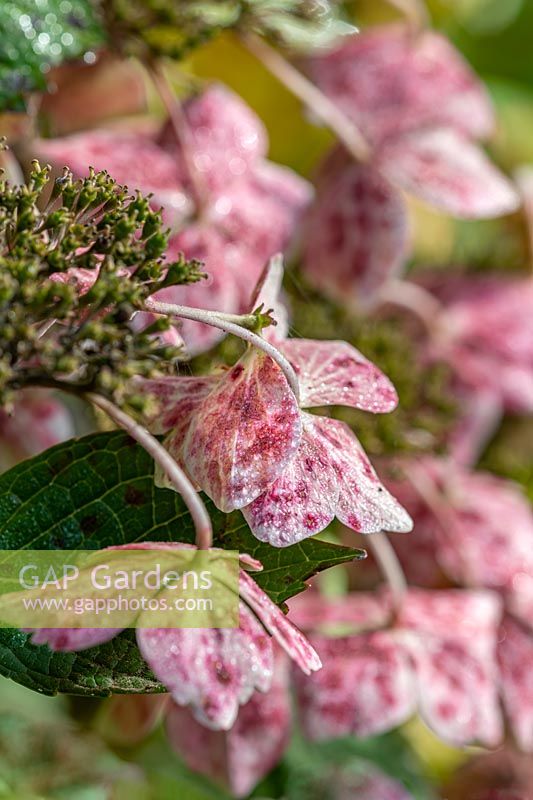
[142,257,412,538]
[38,83,312,355]
[302,25,519,308]
[28,543,320,731]
[290,588,503,747]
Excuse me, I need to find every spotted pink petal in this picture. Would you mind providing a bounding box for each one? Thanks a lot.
[242,414,339,546]
[158,83,268,195]
[506,574,533,632]
[437,277,533,413]
[288,590,392,634]
[38,130,180,187]
[294,631,416,740]
[182,349,302,511]
[398,589,502,747]
[28,628,122,651]
[378,470,446,588]
[302,153,410,309]
[435,469,533,590]
[280,339,398,412]
[378,128,519,219]
[498,616,533,752]
[405,632,502,747]
[307,25,494,146]
[137,375,218,435]
[166,652,291,797]
[398,588,501,649]
[249,254,290,343]
[137,603,274,731]
[312,416,413,533]
[212,160,312,266]
[239,571,321,675]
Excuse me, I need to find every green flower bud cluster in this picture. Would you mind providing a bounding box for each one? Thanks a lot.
[0,155,204,412]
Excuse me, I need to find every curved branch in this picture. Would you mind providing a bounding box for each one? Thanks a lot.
[375,279,443,333]
[87,393,212,550]
[144,298,301,403]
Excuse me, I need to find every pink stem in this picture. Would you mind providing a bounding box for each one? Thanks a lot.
[242,33,371,164]
[88,393,212,550]
[148,62,208,213]
[376,279,443,333]
[367,533,407,610]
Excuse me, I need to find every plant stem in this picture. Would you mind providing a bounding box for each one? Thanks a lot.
[87,393,213,550]
[367,533,407,610]
[376,279,442,333]
[144,298,301,402]
[448,391,503,469]
[147,61,208,213]
[242,33,371,164]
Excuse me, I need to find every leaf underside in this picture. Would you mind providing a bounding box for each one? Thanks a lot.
[0,431,363,695]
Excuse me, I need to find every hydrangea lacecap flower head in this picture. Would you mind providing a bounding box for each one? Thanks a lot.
[28,543,320,731]
[425,276,533,414]
[384,457,533,591]
[142,256,412,538]
[290,588,503,747]
[303,25,519,308]
[38,83,312,355]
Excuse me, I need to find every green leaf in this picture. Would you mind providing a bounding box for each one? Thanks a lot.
[0,1,105,111]
[0,431,362,695]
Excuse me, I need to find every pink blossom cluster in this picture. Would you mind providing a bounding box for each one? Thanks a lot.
[141,257,412,542]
